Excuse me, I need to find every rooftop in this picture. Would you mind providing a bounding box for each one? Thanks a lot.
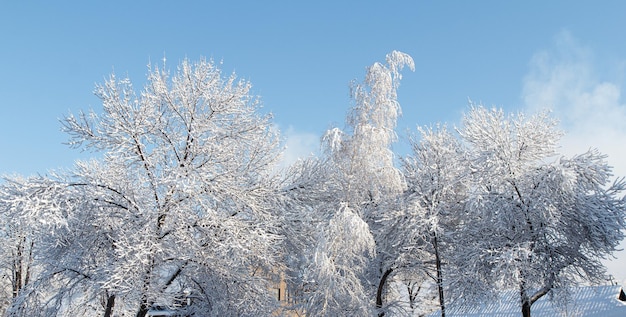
[430,285,626,317]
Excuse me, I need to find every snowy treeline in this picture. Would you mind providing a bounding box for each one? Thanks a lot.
[0,52,624,317]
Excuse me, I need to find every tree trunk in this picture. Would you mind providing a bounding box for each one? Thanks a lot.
[135,303,149,317]
[406,282,419,310]
[24,239,34,287]
[103,294,115,317]
[136,276,151,317]
[12,236,26,298]
[433,232,446,317]
[12,258,21,298]
[522,300,531,317]
[376,268,393,317]
[136,265,153,317]
[520,282,531,317]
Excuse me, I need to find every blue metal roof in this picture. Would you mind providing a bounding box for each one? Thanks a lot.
[429,285,626,317]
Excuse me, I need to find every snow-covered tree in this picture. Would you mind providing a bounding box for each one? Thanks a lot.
[395,125,468,317]
[6,49,624,317]
[452,106,626,317]
[325,50,414,204]
[8,58,286,316]
[0,177,40,315]
[291,51,414,316]
[0,175,82,316]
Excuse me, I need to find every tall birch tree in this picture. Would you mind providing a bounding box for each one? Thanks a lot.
[295,51,414,316]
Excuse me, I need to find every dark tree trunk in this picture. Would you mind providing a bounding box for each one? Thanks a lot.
[136,266,153,317]
[376,268,394,317]
[433,232,445,317]
[103,294,116,317]
[406,282,420,310]
[522,300,531,317]
[12,236,27,298]
[135,304,149,317]
[24,239,33,287]
[520,281,531,317]
[12,259,21,298]
[136,278,151,317]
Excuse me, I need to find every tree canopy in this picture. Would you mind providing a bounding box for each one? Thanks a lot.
[0,53,624,317]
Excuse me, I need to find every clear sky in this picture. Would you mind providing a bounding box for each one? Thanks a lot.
[2,1,626,282]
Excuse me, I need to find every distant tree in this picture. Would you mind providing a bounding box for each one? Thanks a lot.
[452,106,626,317]
[0,175,82,316]
[7,58,285,317]
[276,157,333,313]
[0,177,39,314]
[397,125,468,317]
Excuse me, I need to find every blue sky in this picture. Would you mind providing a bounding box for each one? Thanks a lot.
[2,1,626,281]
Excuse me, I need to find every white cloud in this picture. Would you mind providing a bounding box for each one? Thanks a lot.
[523,31,626,173]
[522,30,626,283]
[277,126,320,168]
